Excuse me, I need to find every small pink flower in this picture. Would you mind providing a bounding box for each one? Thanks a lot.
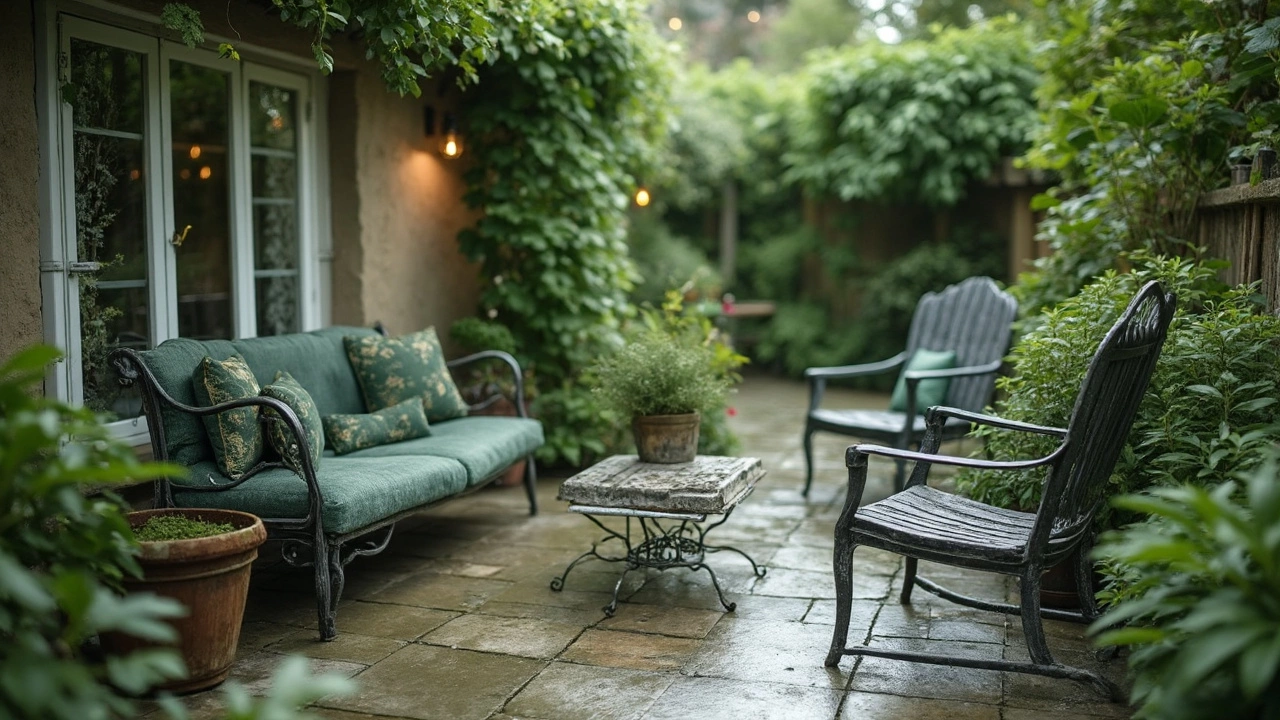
[721,300,735,315]
[726,407,737,417]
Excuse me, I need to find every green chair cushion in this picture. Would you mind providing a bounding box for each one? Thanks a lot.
[342,416,544,486]
[171,456,468,536]
[889,348,958,415]
[260,371,324,474]
[344,327,469,423]
[138,326,379,466]
[323,397,431,456]
[191,354,264,478]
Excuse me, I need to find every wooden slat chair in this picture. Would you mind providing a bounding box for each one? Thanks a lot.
[802,276,1018,496]
[824,280,1176,701]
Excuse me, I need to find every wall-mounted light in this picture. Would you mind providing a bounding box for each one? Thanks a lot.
[424,105,464,159]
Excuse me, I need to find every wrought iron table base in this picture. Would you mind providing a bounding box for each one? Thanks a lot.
[551,507,766,616]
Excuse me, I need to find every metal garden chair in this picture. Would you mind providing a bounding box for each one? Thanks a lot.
[802,276,1018,496]
[824,280,1176,701]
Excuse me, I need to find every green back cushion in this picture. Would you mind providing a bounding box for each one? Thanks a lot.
[138,326,379,465]
[888,349,957,414]
[323,397,431,456]
[259,371,324,474]
[344,327,469,423]
[191,354,264,479]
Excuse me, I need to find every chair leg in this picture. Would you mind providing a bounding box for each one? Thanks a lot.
[900,556,918,604]
[825,534,858,667]
[1072,546,1099,621]
[1020,567,1055,666]
[802,426,816,497]
[523,454,539,516]
[892,459,907,493]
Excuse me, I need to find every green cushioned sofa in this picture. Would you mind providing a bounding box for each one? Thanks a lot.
[111,326,543,640]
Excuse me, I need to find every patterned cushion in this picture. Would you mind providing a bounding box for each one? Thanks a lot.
[260,371,324,474]
[322,397,431,456]
[344,327,469,422]
[191,354,263,479]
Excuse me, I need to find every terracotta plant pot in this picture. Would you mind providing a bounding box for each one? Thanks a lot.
[104,508,267,694]
[633,412,700,463]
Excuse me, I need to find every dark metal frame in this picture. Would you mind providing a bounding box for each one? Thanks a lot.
[802,276,1018,496]
[550,498,767,616]
[824,281,1177,702]
[110,341,538,641]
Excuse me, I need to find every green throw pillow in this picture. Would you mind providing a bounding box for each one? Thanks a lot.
[344,327,469,422]
[888,349,958,415]
[322,397,431,455]
[192,354,263,479]
[260,371,324,474]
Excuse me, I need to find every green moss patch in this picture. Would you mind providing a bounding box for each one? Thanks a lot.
[135,515,235,542]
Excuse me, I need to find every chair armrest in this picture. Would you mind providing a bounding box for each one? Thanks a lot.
[806,352,908,414]
[805,352,907,380]
[924,406,1067,438]
[446,350,528,418]
[846,440,1067,472]
[901,359,1003,381]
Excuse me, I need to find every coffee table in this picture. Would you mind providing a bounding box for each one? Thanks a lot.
[550,455,767,616]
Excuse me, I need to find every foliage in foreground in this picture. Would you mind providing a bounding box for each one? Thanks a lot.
[956,255,1280,537]
[0,345,354,719]
[1090,459,1280,720]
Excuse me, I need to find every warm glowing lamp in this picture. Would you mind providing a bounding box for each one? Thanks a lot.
[436,111,464,159]
[634,187,651,207]
[668,17,683,31]
[747,10,761,22]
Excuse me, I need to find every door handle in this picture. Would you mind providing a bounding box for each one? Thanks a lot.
[171,224,192,247]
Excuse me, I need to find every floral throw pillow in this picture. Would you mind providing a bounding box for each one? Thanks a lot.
[343,327,469,422]
[192,354,264,479]
[322,397,431,455]
[259,371,324,474]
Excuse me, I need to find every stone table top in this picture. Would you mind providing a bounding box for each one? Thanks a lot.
[556,455,765,515]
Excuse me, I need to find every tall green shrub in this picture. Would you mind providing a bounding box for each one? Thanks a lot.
[956,255,1280,534]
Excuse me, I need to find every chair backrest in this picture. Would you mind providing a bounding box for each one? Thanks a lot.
[902,276,1018,413]
[1037,281,1176,549]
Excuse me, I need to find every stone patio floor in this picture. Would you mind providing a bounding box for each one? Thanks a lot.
[146,373,1131,720]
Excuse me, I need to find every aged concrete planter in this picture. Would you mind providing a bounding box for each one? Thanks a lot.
[106,508,267,694]
[633,412,700,463]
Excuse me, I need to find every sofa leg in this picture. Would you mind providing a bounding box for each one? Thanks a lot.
[524,455,539,515]
[314,547,337,641]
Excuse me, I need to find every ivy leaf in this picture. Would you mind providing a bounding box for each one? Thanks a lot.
[1107,98,1169,128]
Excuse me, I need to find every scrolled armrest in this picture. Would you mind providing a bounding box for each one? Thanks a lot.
[446,350,527,418]
[845,440,1066,472]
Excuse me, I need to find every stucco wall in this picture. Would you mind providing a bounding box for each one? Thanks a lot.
[342,69,481,351]
[0,0,44,363]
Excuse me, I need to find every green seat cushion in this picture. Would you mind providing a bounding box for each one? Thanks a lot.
[172,456,468,536]
[191,354,264,479]
[260,371,324,474]
[138,326,379,466]
[323,397,431,456]
[342,416,544,486]
[344,327,469,423]
[889,349,958,415]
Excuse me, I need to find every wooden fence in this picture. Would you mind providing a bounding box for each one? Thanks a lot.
[1197,176,1280,311]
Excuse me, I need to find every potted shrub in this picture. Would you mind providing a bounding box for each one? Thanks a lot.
[590,294,744,463]
[104,508,267,694]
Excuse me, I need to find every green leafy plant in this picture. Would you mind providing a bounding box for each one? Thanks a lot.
[787,19,1039,207]
[956,254,1280,530]
[0,345,189,719]
[1089,458,1280,719]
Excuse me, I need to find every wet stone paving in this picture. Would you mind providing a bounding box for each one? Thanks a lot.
[143,374,1131,720]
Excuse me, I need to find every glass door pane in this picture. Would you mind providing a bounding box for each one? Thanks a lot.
[249,81,301,335]
[69,39,147,417]
[169,61,233,340]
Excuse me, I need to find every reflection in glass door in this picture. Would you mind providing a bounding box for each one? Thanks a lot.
[69,38,148,418]
[169,60,233,340]
[249,80,301,335]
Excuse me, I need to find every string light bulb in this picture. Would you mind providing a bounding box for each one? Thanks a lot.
[634,187,651,207]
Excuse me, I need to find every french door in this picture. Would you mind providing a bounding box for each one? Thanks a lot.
[49,15,319,431]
